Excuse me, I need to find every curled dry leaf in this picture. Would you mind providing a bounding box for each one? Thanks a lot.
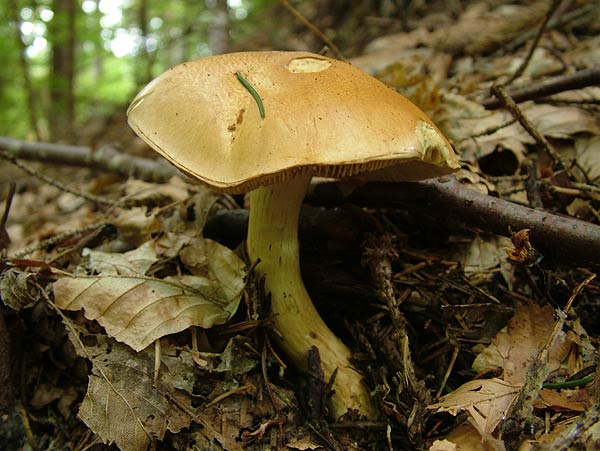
[428,378,520,437]
[0,267,43,311]
[54,238,245,351]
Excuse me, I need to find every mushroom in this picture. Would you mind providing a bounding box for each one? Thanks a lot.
[127,51,460,419]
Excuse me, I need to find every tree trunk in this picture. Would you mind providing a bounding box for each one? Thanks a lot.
[48,0,76,142]
[136,0,154,88]
[9,0,42,140]
[207,0,230,55]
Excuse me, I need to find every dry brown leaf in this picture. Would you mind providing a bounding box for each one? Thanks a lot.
[75,338,191,451]
[122,177,190,205]
[574,135,600,182]
[430,421,506,451]
[456,103,600,165]
[54,238,245,351]
[452,235,512,275]
[83,240,158,276]
[284,435,328,450]
[472,303,568,385]
[534,388,591,412]
[0,267,42,310]
[429,439,460,451]
[428,378,520,437]
[111,206,161,247]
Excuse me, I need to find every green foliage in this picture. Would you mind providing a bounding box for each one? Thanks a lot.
[0,0,276,141]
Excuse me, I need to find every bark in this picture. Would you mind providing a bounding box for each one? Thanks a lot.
[0,137,179,182]
[207,0,230,55]
[340,178,600,264]
[48,0,76,142]
[136,0,154,87]
[9,0,42,140]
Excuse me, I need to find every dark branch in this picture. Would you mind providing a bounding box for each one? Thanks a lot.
[481,66,600,109]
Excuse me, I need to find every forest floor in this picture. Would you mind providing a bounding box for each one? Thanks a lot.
[1,1,600,451]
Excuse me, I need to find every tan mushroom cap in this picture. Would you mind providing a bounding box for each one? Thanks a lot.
[127,51,459,194]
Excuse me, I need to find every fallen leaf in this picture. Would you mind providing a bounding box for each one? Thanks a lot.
[194,336,258,375]
[54,238,245,351]
[428,378,520,436]
[574,135,600,183]
[452,235,512,275]
[111,206,161,247]
[83,240,158,276]
[123,177,190,205]
[76,338,191,451]
[0,268,42,310]
[534,388,591,412]
[472,303,568,385]
[431,421,506,451]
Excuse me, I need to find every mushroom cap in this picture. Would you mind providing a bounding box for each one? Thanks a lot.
[127,51,459,194]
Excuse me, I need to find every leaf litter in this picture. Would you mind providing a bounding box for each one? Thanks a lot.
[1,1,600,451]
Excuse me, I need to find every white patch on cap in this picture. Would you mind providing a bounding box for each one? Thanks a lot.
[286,57,332,73]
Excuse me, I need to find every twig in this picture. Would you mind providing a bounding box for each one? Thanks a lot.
[0,136,180,183]
[207,177,600,264]
[1,183,16,251]
[0,150,116,207]
[490,85,579,181]
[261,342,280,414]
[361,233,432,434]
[482,66,600,109]
[4,136,599,263]
[503,272,596,451]
[12,222,111,259]
[546,183,600,202]
[504,0,564,85]
[503,2,599,53]
[436,346,459,399]
[278,0,345,61]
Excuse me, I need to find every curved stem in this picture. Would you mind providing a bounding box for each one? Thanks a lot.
[247,171,374,419]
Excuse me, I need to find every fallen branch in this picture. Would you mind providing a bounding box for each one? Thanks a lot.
[0,136,178,183]
[206,178,600,264]
[481,66,600,109]
[3,136,599,263]
[338,178,600,264]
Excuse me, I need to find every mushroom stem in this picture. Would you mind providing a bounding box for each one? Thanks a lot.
[246,170,375,419]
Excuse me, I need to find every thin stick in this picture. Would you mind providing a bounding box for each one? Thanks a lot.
[0,149,116,207]
[490,85,579,181]
[12,222,111,259]
[436,346,459,399]
[482,66,600,109]
[278,0,345,61]
[0,136,181,183]
[504,0,563,85]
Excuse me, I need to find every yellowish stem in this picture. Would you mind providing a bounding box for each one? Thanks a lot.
[247,171,374,419]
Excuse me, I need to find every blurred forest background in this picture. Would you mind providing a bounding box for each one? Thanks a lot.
[2,0,423,144]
